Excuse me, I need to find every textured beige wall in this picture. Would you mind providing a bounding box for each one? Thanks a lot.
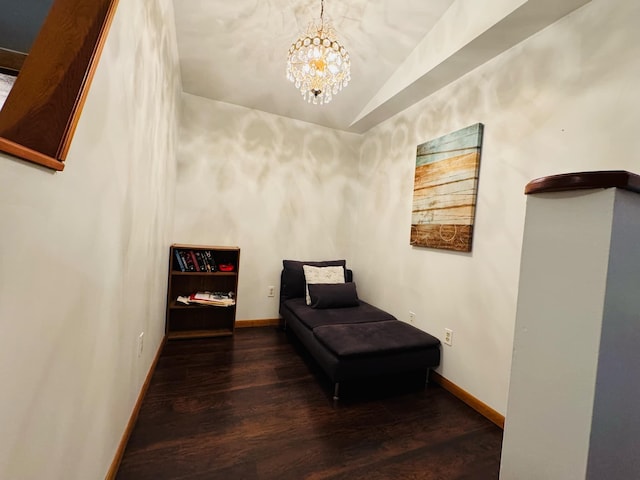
[8,0,636,477]
[352,0,640,414]
[174,94,362,320]
[172,0,638,416]
[0,0,181,478]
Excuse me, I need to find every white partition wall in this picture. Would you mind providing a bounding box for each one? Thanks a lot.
[500,171,640,480]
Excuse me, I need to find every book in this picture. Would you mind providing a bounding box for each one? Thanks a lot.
[189,250,200,271]
[200,251,212,272]
[204,250,217,272]
[194,251,208,271]
[176,295,191,305]
[188,291,235,307]
[174,250,186,272]
[179,250,195,271]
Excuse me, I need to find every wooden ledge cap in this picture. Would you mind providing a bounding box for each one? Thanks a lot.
[525,170,640,195]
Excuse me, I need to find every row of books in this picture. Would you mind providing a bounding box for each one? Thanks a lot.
[176,291,236,307]
[174,249,217,272]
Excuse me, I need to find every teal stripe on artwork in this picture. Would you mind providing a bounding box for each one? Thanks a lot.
[416,123,484,166]
[417,147,478,165]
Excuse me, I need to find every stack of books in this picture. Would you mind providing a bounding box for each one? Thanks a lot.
[174,249,218,272]
[176,291,235,307]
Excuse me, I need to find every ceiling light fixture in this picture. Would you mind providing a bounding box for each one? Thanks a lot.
[286,0,351,105]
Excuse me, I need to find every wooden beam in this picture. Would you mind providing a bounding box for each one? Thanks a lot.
[0,0,119,168]
[0,136,64,171]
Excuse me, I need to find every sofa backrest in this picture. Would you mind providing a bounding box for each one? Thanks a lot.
[280,259,353,303]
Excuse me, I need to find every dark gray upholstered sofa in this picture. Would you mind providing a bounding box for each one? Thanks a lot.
[279,260,441,400]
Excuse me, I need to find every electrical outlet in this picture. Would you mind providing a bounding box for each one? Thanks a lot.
[137,332,144,357]
[268,285,275,297]
[444,328,453,346]
[408,311,416,324]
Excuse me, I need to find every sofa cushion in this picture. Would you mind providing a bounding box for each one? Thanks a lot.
[302,265,345,305]
[281,260,346,302]
[308,282,359,309]
[313,320,441,358]
[282,298,394,330]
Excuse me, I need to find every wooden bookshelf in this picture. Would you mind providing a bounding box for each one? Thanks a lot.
[165,244,240,339]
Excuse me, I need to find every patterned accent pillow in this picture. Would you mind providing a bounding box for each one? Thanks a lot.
[302,265,345,305]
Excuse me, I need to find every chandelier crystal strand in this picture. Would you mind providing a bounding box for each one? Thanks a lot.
[286,0,351,105]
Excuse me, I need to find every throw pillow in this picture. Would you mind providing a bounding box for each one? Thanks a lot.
[308,282,359,309]
[281,259,346,301]
[302,265,345,305]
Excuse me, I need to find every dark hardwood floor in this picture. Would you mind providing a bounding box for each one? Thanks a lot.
[116,327,503,479]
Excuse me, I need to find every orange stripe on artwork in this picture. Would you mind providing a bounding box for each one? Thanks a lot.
[413,153,479,190]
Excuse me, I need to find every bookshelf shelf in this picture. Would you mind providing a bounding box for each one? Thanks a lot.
[165,244,240,339]
[170,271,237,277]
[167,329,234,340]
[168,302,237,310]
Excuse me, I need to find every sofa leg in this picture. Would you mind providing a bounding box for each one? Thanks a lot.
[333,383,340,401]
[425,369,430,385]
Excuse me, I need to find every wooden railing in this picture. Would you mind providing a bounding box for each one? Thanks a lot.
[0,0,119,171]
[525,170,640,195]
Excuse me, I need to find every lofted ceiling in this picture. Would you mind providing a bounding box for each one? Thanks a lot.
[172,0,591,134]
[2,0,592,134]
[173,0,455,133]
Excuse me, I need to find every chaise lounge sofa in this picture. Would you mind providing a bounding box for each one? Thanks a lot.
[279,259,441,400]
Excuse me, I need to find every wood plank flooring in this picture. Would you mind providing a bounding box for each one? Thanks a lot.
[116,327,503,479]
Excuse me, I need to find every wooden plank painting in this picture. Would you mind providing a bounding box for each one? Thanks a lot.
[410,123,484,252]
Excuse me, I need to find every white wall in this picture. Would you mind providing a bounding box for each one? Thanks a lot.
[1,0,633,476]
[174,94,362,321]
[588,189,640,479]
[351,0,639,414]
[500,189,615,479]
[175,0,638,416]
[500,187,640,479]
[0,0,181,478]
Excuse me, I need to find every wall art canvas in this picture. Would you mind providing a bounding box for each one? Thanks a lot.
[410,123,484,252]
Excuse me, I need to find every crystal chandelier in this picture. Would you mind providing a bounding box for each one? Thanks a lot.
[286,0,351,105]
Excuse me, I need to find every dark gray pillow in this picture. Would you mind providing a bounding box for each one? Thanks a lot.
[281,260,346,302]
[308,282,359,309]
